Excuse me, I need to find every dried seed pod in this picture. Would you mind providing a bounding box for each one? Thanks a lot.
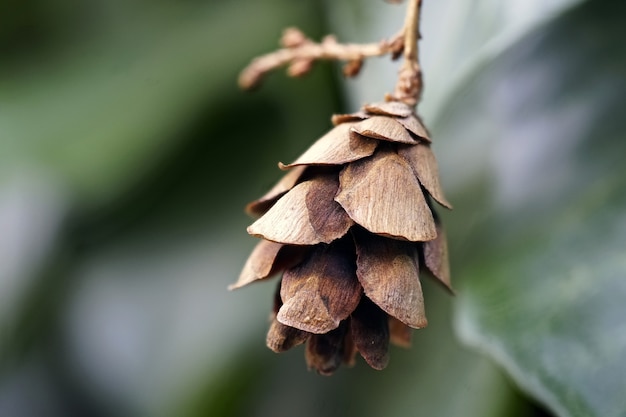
[234,101,452,374]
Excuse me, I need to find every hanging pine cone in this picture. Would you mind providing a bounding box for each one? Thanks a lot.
[230,101,452,375]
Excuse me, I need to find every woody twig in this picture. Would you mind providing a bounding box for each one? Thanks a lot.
[239,27,404,90]
[239,0,424,108]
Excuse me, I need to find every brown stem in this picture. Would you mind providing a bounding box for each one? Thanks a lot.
[239,27,404,90]
[390,0,423,107]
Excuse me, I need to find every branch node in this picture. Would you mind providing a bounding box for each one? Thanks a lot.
[288,59,315,78]
[343,59,364,77]
[281,27,308,48]
[238,0,423,105]
[238,27,405,91]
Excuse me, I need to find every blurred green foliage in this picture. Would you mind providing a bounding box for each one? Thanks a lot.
[1,0,624,417]
[445,2,626,416]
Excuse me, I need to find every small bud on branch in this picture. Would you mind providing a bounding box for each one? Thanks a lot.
[239,0,424,108]
[239,27,404,92]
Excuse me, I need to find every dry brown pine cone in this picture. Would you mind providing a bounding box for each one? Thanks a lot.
[230,101,452,375]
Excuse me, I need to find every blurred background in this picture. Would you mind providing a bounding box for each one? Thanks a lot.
[2,0,625,416]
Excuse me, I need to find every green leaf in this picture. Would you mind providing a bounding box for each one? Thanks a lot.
[434,1,626,416]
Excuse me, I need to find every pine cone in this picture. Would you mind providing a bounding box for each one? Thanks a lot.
[231,101,452,375]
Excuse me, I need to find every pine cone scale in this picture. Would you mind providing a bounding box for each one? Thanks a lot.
[350,297,391,369]
[399,143,452,209]
[266,318,309,352]
[335,150,437,242]
[351,116,416,144]
[246,165,308,216]
[396,114,431,142]
[280,123,378,168]
[354,229,427,329]
[305,322,348,376]
[247,175,352,245]
[277,244,362,334]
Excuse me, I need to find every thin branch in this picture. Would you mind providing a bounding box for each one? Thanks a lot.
[402,0,420,65]
[239,27,404,90]
[390,0,423,107]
